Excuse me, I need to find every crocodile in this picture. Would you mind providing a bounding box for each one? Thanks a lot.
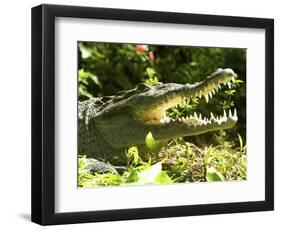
[78,68,238,168]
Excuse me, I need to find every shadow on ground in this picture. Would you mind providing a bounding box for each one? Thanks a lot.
[18,213,30,222]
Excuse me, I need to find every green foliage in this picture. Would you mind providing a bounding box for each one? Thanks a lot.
[77,42,247,187]
[135,163,173,185]
[78,69,102,99]
[203,141,247,181]
[145,132,167,153]
[78,146,173,187]
[206,167,225,182]
[158,138,247,183]
[126,146,140,166]
[78,43,156,99]
[144,67,159,85]
[78,137,246,187]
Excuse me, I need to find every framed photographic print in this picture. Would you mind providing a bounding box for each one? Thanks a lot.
[31,4,274,225]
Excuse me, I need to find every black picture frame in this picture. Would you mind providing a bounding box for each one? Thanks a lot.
[31,4,274,225]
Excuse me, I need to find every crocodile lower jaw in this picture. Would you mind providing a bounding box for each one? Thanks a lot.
[160,109,238,128]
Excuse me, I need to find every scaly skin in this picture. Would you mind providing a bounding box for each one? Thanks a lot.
[78,68,238,165]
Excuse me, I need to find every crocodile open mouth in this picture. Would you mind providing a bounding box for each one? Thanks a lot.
[143,69,238,131]
[161,108,238,128]
[163,83,237,128]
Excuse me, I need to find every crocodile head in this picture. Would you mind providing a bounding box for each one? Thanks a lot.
[79,68,238,161]
[92,68,238,147]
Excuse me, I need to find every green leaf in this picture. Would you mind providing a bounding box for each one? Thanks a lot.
[126,168,139,183]
[126,146,140,165]
[78,69,102,91]
[144,67,159,85]
[225,89,236,95]
[237,134,244,152]
[206,167,225,182]
[154,171,173,184]
[204,148,213,166]
[145,132,166,153]
[136,163,173,184]
[79,43,92,59]
[146,67,155,78]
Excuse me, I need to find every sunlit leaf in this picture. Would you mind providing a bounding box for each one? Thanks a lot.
[136,163,173,184]
[126,146,140,165]
[146,67,155,78]
[79,43,92,59]
[126,168,139,183]
[237,134,243,152]
[154,171,173,184]
[145,132,166,152]
[206,167,225,182]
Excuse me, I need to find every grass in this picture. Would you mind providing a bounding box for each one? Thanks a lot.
[78,136,247,187]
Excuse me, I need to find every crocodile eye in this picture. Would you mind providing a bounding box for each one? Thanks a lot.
[136,83,150,92]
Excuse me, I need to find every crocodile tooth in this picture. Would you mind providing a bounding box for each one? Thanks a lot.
[218,84,222,89]
[223,109,227,118]
[228,109,232,117]
[194,112,198,118]
[227,82,232,89]
[204,94,209,103]
[209,92,212,99]
[212,89,216,95]
[199,114,202,120]
[234,108,237,118]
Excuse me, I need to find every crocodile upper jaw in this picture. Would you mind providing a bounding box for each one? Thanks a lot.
[137,68,237,128]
